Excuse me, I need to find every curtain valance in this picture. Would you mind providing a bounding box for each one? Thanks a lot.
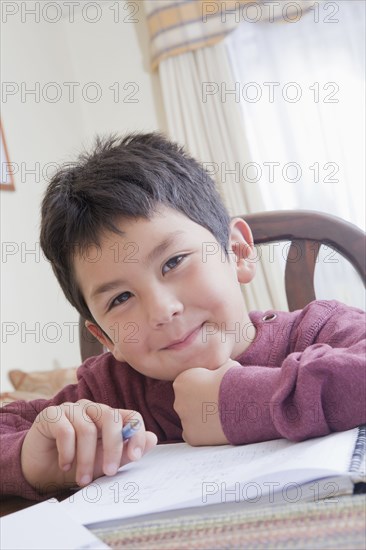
[144,1,315,70]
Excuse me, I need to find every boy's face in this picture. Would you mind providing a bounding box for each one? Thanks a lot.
[74,206,256,381]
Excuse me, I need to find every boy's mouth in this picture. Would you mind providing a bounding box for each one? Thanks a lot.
[162,323,204,351]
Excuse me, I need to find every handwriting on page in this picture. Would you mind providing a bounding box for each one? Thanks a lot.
[94,441,297,505]
[60,429,357,525]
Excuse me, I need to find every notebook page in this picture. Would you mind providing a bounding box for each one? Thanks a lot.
[60,428,358,525]
[0,499,109,549]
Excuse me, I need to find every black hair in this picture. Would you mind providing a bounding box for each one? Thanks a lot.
[40,132,231,326]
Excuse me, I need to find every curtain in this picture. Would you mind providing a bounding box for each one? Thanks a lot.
[158,41,289,312]
[143,0,315,312]
[225,0,365,308]
[143,0,363,310]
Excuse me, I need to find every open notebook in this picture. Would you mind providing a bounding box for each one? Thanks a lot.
[60,426,366,527]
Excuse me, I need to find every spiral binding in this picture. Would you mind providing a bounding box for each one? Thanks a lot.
[349,424,366,473]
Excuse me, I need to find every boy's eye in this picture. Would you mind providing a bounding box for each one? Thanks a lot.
[162,255,186,275]
[110,292,132,309]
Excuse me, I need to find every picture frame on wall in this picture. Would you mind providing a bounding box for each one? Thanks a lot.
[0,121,15,191]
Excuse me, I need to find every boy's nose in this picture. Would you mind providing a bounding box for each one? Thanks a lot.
[146,287,184,327]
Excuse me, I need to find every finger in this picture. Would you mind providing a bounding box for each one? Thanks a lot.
[68,401,99,486]
[38,405,76,472]
[120,411,146,462]
[119,430,158,468]
[126,426,146,462]
[144,431,158,452]
[118,409,158,464]
[100,408,123,477]
[80,401,128,481]
[74,404,139,482]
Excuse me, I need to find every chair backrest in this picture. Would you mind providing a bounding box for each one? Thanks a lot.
[79,210,366,362]
[244,210,365,311]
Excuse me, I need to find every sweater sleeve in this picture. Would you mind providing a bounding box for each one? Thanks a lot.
[0,357,105,500]
[219,301,366,444]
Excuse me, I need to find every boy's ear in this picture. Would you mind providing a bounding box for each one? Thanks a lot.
[84,321,125,362]
[228,217,257,284]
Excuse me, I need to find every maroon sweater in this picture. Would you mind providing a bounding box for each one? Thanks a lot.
[1,300,365,500]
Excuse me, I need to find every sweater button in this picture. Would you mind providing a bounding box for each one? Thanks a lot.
[262,313,277,321]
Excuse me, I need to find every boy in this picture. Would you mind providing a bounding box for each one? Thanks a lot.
[1,132,365,501]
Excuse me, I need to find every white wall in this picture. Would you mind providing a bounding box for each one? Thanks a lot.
[1,1,163,391]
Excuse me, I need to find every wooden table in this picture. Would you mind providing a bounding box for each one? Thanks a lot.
[0,496,36,517]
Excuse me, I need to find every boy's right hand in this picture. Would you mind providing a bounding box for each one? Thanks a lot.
[21,399,157,494]
[173,359,240,446]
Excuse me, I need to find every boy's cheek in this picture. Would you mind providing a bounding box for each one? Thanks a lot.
[111,329,145,363]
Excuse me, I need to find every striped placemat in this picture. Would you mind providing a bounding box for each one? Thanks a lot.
[91,494,366,549]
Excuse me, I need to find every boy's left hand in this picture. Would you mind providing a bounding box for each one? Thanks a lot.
[173,360,240,446]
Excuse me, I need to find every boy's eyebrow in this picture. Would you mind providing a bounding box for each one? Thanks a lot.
[90,230,186,301]
[90,279,128,302]
[145,230,185,266]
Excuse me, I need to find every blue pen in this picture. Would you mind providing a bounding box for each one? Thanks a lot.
[122,420,141,440]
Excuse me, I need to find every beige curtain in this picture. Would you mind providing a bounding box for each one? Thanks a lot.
[158,43,289,312]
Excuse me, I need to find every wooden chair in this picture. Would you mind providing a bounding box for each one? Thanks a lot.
[79,210,366,361]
